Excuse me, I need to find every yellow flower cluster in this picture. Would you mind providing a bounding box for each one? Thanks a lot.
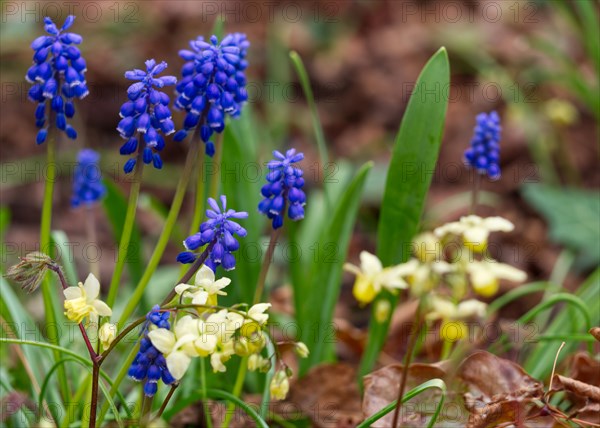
[149,266,308,401]
[344,216,528,343]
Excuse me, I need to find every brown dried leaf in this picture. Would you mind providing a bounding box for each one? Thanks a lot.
[458,351,543,401]
[289,363,362,428]
[362,363,451,428]
[576,402,600,425]
[589,327,600,342]
[551,375,600,402]
[458,351,543,428]
[570,352,600,387]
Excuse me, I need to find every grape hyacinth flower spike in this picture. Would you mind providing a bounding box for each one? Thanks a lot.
[177,195,248,271]
[128,306,176,397]
[258,149,306,229]
[118,59,177,173]
[173,33,249,156]
[26,15,89,144]
[463,111,502,180]
[71,149,106,208]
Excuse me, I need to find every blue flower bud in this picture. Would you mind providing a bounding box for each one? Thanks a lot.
[36,129,48,145]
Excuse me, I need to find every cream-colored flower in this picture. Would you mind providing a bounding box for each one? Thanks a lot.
[428,296,487,321]
[412,232,442,262]
[294,342,310,358]
[204,310,242,372]
[246,303,271,326]
[63,274,112,324]
[175,265,231,306]
[247,354,271,372]
[409,260,454,296]
[467,260,527,297]
[434,216,514,252]
[147,315,201,380]
[270,370,290,401]
[344,251,418,305]
[99,322,117,350]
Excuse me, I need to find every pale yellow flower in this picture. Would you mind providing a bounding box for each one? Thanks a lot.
[434,215,514,252]
[175,265,231,306]
[412,232,442,262]
[270,370,290,401]
[467,259,527,297]
[99,322,117,350]
[247,354,271,372]
[294,342,309,358]
[428,296,487,342]
[63,274,112,324]
[344,251,418,305]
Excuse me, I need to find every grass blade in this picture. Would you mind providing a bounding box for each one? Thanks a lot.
[359,47,450,379]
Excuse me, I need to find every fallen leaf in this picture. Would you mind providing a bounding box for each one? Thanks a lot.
[589,327,600,342]
[362,362,461,427]
[289,363,362,428]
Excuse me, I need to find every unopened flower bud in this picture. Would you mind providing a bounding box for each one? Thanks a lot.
[294,342,310,358]
[99,322,117,350]
[5,252,53,293]
[270,370,289,401]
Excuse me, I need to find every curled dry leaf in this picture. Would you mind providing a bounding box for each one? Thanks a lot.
[589,327,600,342]
[362,362,461,428]
[457,351,544,428]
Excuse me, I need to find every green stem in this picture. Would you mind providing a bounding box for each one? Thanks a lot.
[221,357,248,428]
[117,139,201,328]
[207,389,268,428]
[97,345,138,425]
[107,144,145,308]
[200,357,213,428]
[188,149,207,236]
[39,130,71,402]
[253,228,281,304]
[391,301,424,428]
[470,171,481,215]
[85,206,100,278]
[156,384,178,420]
[139,394,154,428]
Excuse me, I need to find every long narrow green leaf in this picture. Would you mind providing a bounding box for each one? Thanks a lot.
[360,47,450,379]
[102,178,144,285]
[356,378,446,428]
[51,231,78,286]
[300,162,373,373]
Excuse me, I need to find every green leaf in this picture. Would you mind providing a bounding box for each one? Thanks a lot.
[522,184,600,269]
[356,378,446,428]
[359,47,450,380]
[102,178,144,285]
[299,161,373,373]
[524,268,600,379]
[51,231,78,287]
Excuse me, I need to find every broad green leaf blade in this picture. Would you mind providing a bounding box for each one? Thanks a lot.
[299,161,373,373]
[360,47,450,379]
[102,178,144,286]
[522,184,600,269]
[222,119,264,304]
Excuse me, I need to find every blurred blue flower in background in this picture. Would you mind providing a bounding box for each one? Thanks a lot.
[463,111,502,180]
[118,59,177,173]
[26,16,89,144]
[173,33,249,156]
[128,306,176,397]
[258,149,306,229]
[71,149,106,208]
[177,195,248,271]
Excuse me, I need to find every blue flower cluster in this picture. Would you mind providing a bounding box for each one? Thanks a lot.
[177,196,248,271]
[118,59,177,173]
[71,149,106,208]
[258,149,306,229]
[128,306,176,397]
[173,33,249,156]
[463,111,502,180]
[26,16,89,144]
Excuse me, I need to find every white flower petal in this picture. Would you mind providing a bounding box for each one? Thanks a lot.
[194,265,215,286]
[175,283,193,295]
[174,315,198,338]
[83,274,100,301]
[166,351,192,380]
[148,329,176,354]
[63,286,83,300]
[482,216,514,232]
[92,300,112,317]
[488,262,527,282]
[360,251,383,276]
[343,263,362,276]
[457,299,487,318]
[191,291,209,305]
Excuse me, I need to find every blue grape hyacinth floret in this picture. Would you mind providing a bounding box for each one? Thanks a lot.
[463,111,502,180]
[26,15,89,144]
[71,149,106,208]
[128,306,176,397]
[118,59,177,173]
[177,195,248,271]
[258,149,306,229]
[173,33,249,156]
